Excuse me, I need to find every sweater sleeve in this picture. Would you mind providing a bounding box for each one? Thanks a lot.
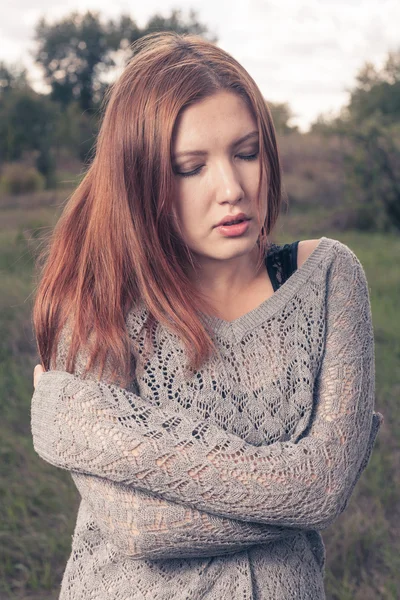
[32,322,297,560]
[70,472,296,559]
[31,243,383,530]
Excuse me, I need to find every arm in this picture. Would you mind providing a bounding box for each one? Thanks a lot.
[33,332,297,560]
[70,472,295,559]
[31,242,382,530]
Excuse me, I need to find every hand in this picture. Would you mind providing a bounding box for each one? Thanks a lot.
[33,364,45,389]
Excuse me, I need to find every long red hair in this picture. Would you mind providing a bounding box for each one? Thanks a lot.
[33,31,282,386]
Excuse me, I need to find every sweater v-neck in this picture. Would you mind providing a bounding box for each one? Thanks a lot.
[200,236,334,342]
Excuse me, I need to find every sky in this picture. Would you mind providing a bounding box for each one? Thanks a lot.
[1,0,399,131]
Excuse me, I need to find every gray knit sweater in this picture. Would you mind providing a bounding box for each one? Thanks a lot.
[31,236,382,600]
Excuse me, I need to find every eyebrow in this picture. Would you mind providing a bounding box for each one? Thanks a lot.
[172,130,259,160]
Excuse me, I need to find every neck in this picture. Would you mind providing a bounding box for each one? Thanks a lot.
[190,245,263,304]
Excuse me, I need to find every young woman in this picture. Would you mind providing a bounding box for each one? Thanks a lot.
[31,31,383,600]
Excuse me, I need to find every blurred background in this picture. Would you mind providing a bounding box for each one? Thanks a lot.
[0,1,399,599]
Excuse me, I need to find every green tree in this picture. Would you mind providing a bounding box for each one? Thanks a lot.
[54,101,98,163]
[34,10,215,112]
[268,101,298,135]
[310,50,400,232]
[344,51,400,231]
[0,86,58,185]
[347,51,400,125]
[144,9,217,39]
[0,62,29,96]
[34,12,122,110]
[344,114,400,232]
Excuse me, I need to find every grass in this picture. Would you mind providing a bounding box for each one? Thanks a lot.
[0,197,79,598]
[0,189,398,599]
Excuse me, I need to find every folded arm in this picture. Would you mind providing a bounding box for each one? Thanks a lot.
[33,322,297,560]
[71,472,295,559]
[31,243,382,531]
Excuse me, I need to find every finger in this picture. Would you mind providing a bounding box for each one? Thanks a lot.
[33,364,44,388]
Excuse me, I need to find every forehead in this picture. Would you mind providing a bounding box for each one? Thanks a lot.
[172,91,257,150]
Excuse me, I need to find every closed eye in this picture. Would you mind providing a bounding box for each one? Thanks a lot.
[175,165,203,178]
[174,152,259,178]
[239,152,259,162]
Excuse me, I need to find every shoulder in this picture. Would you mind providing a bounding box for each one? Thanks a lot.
[310,237,370,297]
[297,238,322,269]
[297,237,365,273]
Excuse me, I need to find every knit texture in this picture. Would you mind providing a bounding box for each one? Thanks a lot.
[31,236,383,599]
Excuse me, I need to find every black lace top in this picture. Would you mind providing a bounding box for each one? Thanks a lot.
[265,240,300,292]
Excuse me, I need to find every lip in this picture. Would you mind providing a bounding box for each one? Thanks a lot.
[215,212,251,227]
[216,219,251,237]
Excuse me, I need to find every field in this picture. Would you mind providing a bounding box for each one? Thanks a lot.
[0,181,399,599]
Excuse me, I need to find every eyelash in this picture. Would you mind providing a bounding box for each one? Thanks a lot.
[175,152,259,178]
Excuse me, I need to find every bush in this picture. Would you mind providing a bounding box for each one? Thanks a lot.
[279,132,347,210]
[0,163,45,195]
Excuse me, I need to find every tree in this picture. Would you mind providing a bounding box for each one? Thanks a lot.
[0,86,58,185]
[0,62,29,97]
[347,51,400,125]
[54,101,99,163]
[34,10,216,112]
[310,50,400,232]
[144,9,217,40]
[344,51,400,231]
[34,12,122,110]
[344,114,400,232]
[267,101,298,135]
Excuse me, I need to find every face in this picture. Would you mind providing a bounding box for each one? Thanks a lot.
[171,91,268,265]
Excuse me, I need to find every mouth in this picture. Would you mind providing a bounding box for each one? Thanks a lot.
[215,216,251,228]
[215,218,251,237]
[221,218,248,226]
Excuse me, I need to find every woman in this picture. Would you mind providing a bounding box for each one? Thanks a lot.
[31,31,382,599]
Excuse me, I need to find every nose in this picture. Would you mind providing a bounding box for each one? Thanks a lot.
[214,159,245,205]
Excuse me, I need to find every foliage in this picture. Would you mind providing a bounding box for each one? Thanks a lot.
[341,52,400,231]
[0,202,80,597]
[0,62,29,96]
[342,116,400,232]
[35,12,121,111]
[0,164,45,195]
[347,51,400,125]
[53,101,98,163]
[310,50,400,232]
[142,8,217,40]
[34,9,216,111]
[268,101,299,135]
[0,87,58,186]
[279,132,347,212]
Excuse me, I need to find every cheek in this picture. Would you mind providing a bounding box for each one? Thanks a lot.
[175,183,203,216]
[243,159,261,190]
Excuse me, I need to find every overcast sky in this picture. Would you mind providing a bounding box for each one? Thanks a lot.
[1,0,399,130]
